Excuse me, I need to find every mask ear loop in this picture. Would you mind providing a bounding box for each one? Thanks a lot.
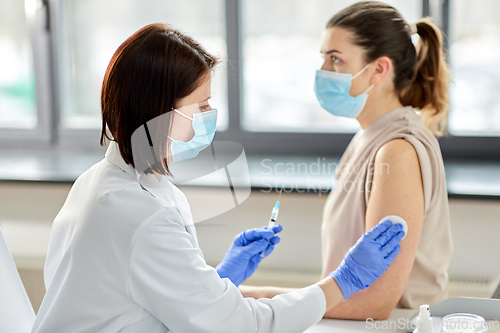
[168,109,195,141]
[363,84,375,94]
[173,109,194,121]
[352,63,371,79]
[352,63,374,95]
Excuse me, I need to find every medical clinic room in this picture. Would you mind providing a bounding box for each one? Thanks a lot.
[1,0,500,332]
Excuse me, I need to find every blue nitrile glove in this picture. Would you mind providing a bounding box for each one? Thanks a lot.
[216,224,283,287]
[328,220,405,300]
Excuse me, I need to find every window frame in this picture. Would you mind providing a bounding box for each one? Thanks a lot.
[0,0,56,147]
[217,0,500,160]
[1,0,499,160]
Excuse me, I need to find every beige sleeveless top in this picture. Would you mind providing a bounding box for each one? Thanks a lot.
[321,106,453,309]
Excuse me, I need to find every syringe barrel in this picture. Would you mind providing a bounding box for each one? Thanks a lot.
[270,208,278,221]
[268,208,279,229]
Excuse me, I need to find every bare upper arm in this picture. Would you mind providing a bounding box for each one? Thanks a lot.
[366,139,425,233]
[365,139,425,311]
[323,139,426,320]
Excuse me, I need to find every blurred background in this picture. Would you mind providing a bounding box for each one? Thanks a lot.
[1,0,500,136]
[0,0,500,313]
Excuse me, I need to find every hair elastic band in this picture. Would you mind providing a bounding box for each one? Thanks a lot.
[409,23,418,35]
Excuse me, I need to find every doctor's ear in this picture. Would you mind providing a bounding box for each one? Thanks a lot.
[369,56,393,86]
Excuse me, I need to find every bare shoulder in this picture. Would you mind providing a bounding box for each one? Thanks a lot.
[375,139,419,167]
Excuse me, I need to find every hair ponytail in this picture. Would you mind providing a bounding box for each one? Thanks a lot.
[399,18,450,136]
[326,2,451,137]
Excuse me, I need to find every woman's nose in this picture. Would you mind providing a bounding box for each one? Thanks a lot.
[320,60,329,71]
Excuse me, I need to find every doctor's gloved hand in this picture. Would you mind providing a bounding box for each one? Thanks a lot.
[216,225,282,287]
[328,220,405,300]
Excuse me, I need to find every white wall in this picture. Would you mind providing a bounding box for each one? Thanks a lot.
[1,182,499,311]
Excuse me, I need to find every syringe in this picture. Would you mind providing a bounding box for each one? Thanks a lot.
[267,200,280,229]
[260,187,282,257]
[268,186,282,229]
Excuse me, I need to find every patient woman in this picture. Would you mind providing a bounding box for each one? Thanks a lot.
[241,1,453,319]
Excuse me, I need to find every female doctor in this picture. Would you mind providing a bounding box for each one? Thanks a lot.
[32,23,405,333]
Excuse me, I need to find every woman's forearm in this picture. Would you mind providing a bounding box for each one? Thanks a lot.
[322,280,401,320]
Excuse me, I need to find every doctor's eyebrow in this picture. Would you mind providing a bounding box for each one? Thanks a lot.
[200,96,212,103]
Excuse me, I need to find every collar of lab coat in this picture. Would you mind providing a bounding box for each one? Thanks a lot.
[104,141,194,227]
[104,140,139,182]
[104,141,202,256]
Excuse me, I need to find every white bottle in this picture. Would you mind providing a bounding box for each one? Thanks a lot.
[413,304,434,333]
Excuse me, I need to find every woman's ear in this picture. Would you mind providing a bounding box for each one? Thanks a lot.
[370,56,393,85]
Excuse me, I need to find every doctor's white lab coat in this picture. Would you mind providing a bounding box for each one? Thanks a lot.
[31,142,326,333]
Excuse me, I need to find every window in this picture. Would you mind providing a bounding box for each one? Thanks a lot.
[448,0,500,136]
[57,0,228,130]
[0,0,37,129]
[241,0,422,133]
[1,0,499,159]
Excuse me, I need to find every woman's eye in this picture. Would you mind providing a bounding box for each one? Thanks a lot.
[331,56,340,63]
[199,104,210,111]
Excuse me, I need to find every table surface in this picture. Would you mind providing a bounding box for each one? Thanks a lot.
[306,309,500,333]
[306,309,415,333]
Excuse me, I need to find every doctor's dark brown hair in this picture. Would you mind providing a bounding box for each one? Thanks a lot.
[100,23,219,172]
[327,1,450,136]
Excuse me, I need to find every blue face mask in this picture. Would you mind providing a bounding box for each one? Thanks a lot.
[168,109,217,162]
[314,63,374,118]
